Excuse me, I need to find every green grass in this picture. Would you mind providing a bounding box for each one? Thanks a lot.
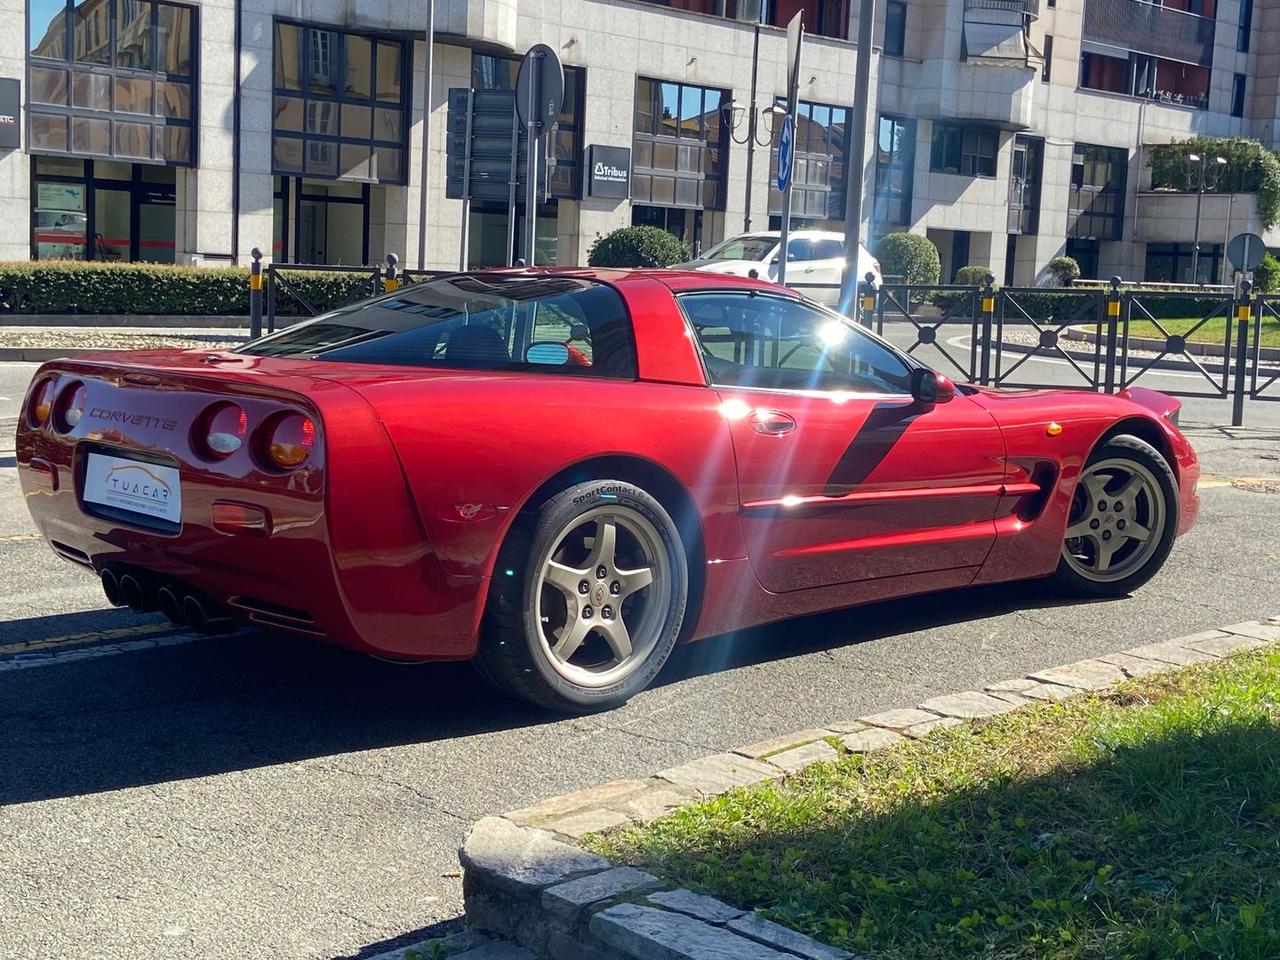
[1127,315,1280,348]
[592,649,1280,959]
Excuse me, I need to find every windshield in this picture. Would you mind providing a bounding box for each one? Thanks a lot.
[702,235,777,262]
[237,274,638,378]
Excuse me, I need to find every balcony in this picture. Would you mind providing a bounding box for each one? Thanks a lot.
[1136,191,1280,245]
[965,0,1040,19]
[1083,0,1216,68]
[912,58,1039,129]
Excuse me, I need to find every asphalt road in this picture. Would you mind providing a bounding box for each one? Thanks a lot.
[1,365,1278,960]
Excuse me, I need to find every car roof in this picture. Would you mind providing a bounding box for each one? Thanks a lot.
[459,266,797,296]
[722,230,845,241]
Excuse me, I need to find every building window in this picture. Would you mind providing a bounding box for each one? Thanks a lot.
[1042,35,1053,82]
[1232,73,1246,118]
[769,99,851,223]
[272,21,409,184]
[1238,0,1253,51]
[470,53,585,201]
[632,77,729,212]
[1068,143,1127,241]
[884,1,906,57]
[873,115,915,228]
[1079,50,1210,110]
[629,0,849,40]
[1144,242,1221,285]
[27,0,196,165]
[1008,135,1043,235]
[930,122,998,178]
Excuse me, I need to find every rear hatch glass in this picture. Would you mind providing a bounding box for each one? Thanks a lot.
[238,274,638,379]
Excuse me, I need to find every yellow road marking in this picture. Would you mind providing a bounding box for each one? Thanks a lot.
[0,622,176,658]
[0,533,40,543]
[1199,474,1279,491]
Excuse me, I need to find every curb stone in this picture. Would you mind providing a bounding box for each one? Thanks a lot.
[458,617,1279,959]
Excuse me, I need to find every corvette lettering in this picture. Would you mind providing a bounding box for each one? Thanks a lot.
[89,408,177,431]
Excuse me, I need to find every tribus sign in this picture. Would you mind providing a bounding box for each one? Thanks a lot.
[0,79,19,150]
[585,145,631,200]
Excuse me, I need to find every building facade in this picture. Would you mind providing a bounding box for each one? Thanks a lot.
[0,0,1277,283]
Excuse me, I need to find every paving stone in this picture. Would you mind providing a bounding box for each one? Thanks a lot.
[613,786,690,824]
[728,914,854,960]
[506,781,647,826]
[544,808,632,841]
[590,902,792,960]
[903,716,964,738]
[857,707,941,730]
[919,690,1022,719]
[1096,652,1178,677]
[656,753,782,797]
[734,729,832,760]
[646,889,746,924]
[542,866,662,925]
[839,726,905,753]
[1219,620,1280,642]
[1183,631,1271,657]
[451,943,537,960]
[460,817,610,896]
[1029,659,1128,690]
[986,677,1078,701]
[764,739,840,773]
[825,719,871,734]
[1125,638,1221,666]
[548,929,615,960]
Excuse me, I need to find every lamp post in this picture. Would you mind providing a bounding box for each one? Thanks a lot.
[1186,152,1226,284]
[723,8,782,234]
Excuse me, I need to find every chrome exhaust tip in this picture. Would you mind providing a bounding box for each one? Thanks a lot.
[101,569,124,607]
[157,585,186,628]
[181,594,237,636]
[181,594,209,634]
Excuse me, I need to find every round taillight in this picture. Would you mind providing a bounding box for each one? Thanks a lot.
[28,378,56,427]
[262,413,316,470]
[54,381,87,432]
[195,403,248,459]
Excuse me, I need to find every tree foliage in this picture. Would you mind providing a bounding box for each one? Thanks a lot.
[875,233,941,285]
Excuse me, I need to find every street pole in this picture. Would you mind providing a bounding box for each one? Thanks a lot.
[1190,155,1206,285]
[839,0,877,315]
[417,0,434,270]
[523,58,539,267]
[776,12,804,288]
[742,19,762,234]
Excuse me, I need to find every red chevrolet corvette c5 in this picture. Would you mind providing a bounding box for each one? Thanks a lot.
[17,269,1199,711]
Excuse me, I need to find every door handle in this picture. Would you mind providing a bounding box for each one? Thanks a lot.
[748,409,797,436]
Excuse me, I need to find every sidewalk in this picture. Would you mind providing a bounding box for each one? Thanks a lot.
[0,325,248,361]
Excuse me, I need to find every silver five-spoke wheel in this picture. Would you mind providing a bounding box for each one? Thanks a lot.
[1062,457,1166,583]
[535,505,672,688]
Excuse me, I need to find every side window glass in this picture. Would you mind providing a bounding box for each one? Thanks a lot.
[814,239,845,259]
[679,293,912,394]
[785,238,815,262]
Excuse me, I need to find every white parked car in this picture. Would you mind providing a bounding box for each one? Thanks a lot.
[675,230,882,305]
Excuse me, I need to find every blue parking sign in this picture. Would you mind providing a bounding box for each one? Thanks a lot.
[776,114,794,193]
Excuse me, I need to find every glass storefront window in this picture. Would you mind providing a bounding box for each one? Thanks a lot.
[769,98,850,223]
[29,1,197,166]
[272,21,409,184]
[31,160,175,262]
[633,77,729,211]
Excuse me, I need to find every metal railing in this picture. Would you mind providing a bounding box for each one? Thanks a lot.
[1082,0,1216,67]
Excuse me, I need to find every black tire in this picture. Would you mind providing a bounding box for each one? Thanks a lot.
[474,479,688,712]
[1048,434,1179,598]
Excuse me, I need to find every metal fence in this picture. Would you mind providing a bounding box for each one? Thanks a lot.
[847,276,1277,426]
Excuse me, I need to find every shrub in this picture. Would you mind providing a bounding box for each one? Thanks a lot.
[1254,253,1280,294]
[953,265,993,288]
[874,232,940,285]
[1048,256,1081,286]
[587,226,691,268]
[0,260,382,316]
[1148,137,1280,230]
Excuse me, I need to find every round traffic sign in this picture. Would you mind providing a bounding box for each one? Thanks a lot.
[1227,232,1266,271]
[515,43,565,131]
[776,114,795,192]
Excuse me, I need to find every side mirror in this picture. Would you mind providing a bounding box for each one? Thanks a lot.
[525,341,571,366]
[911,369,956,405]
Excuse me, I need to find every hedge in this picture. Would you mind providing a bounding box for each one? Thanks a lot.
[929,285,1241,322]
[587,225,691,268]
[0,260,383,316]
[875,233,940,285]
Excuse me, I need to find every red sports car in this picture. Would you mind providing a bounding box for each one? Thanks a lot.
[17,270,1199,711]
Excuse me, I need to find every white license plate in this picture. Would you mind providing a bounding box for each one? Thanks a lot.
[83,453,182,525]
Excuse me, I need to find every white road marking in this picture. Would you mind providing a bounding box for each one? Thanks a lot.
[0,632,201,671]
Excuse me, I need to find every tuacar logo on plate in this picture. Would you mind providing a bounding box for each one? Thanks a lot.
[105,464,173,505]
